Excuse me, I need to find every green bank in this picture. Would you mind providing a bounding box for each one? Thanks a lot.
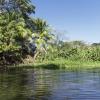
[17,59,100,70]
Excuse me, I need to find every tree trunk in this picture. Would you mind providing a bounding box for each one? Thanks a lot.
[33,51,39,62]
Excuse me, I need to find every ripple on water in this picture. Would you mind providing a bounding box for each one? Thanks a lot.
[0,68,100,100]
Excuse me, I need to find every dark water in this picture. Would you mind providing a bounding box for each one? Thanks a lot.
[0,68,100,100]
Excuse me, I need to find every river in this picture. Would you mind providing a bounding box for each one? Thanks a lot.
[0,68,100,100]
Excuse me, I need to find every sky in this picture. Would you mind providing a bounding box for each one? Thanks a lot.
[32,0,100,43]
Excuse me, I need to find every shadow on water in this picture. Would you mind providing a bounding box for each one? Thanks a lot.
[36,64,60,70]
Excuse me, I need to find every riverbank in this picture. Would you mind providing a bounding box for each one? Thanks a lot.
[17,59,100,70]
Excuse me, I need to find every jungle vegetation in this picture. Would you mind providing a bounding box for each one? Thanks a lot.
[0,0,100,67]
[36,40,100,62]
[0,0,52,65]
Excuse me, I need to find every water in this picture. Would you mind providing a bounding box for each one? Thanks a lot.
[0,68,100,100]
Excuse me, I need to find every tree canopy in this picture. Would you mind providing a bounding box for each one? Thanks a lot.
[0,0,52,65]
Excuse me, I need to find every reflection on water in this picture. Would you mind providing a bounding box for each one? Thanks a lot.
[0,68,100,100]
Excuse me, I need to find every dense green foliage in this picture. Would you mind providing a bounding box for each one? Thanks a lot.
[0,0,100,67]
[0,0,52,65]
[36,41,100,62]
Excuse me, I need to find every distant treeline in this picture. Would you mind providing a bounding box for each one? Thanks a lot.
[36,41,100,62]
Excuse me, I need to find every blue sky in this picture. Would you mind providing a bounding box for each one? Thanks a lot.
[32,0,100,43]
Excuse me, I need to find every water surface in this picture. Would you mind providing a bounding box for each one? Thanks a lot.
[0,68,100,100]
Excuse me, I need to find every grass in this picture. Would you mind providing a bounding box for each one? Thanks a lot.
[17,58,100,70]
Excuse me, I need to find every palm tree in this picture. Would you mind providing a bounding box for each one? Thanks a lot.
[31,18,52,61]
[33,18,48,33]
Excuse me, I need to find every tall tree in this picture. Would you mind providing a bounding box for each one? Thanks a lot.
[0,0,35,65]
[0,0,52,65]
[31,18,53,61]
